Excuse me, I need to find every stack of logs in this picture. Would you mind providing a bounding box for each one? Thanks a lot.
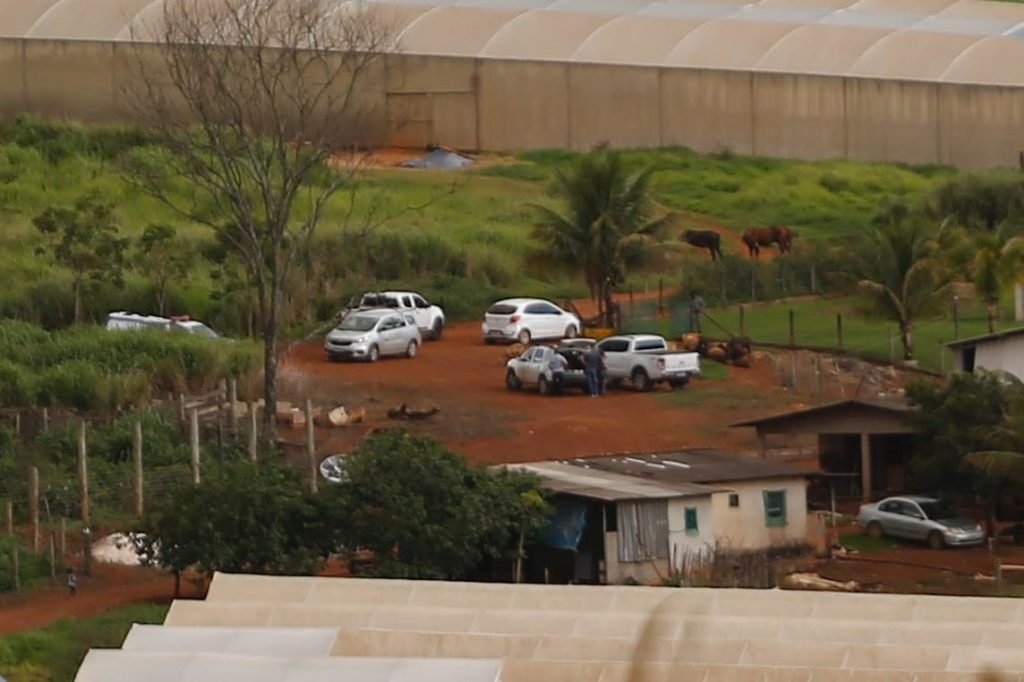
[680,333,752,368]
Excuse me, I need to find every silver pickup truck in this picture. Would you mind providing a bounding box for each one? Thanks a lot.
[593,334,700,391]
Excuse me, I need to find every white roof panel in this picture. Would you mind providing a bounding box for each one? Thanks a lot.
[121,625,339,657]
[75,652,503,682]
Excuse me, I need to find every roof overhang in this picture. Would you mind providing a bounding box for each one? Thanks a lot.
[502,462,722,501]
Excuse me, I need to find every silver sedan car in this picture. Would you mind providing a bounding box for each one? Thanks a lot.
[856,496,984,549]
[324,309,422,362]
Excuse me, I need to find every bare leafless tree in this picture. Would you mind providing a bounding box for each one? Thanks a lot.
[122,0,394,446]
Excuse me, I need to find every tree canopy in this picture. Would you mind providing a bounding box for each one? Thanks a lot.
[531,147,671,326]
[330,429,551,579]
[135,430,551,583]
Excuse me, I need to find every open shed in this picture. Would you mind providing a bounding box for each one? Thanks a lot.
[732,399,917,502]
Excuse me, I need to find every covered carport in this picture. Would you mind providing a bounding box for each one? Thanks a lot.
[732,399,917,502]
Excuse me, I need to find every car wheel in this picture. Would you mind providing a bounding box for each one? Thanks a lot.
[866,521,883,539]
[506,370,521,391]
[406,341,418,359]
[431,319,444,341]
[518,329,532,345]
[631,368,652,392]
[368,345,380,363]
[927,530,945,550]
[538,375,552,396]
[564,325,578,339]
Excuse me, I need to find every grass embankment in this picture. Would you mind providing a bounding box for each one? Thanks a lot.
[706,296,1006,372]
[0,119,955,334]
[0,603,167,682]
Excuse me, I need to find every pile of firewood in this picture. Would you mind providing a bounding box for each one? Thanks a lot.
[274,401,365,429]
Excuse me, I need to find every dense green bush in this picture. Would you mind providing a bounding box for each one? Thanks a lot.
[0,320,260,410]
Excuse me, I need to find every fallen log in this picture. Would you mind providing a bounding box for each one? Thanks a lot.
[386,403,440,421]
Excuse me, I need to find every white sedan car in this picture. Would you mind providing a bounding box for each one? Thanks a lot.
[482,298,581,345]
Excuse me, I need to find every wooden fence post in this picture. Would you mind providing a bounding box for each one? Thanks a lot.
[29,466,39,553]
[836,313,844,351]
[41,406,49,433]
[4,500,12,535]
[78,422,89,525]
[59,518,66,560]
[13,411,21,437]
[228,378,238,436]
[133,420,144,517]
[178,393,187,427]
[952,296,960,341]
[190,408,201,485]
[247,402,258,462]
[788,310,796,347]
[49,532,56,579]
[888,331,895,363]
[305,400,317,495]
[739,305,746,337]
[657,278,664,317]
[12,544,19,592]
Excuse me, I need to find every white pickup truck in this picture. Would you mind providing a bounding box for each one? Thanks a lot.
[595,334,700,392]
[337,291,446,340]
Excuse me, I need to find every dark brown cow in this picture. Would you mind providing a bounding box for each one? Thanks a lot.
[741,225,794,258]
[682,229,723,261]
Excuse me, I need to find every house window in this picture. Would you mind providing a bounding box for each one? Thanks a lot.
[728,494,740,508]
[763,489,787,528]
[684,507,698,535]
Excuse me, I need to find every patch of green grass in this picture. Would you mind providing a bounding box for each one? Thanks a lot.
[0,603,168,682]
[498,148,954,238]
[839,531,898,553]
[705,295,1008,372]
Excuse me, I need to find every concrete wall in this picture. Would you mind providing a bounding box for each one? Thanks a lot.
[3,38,1024,168]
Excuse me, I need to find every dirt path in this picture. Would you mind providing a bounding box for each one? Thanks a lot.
[279,321,800,464]
[0,564,202,636]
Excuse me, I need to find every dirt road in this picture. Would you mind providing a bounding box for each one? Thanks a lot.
[279,320,797,464]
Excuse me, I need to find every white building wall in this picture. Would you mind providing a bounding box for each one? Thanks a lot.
[961,336,1024,380]
[706,478,809,551]
[667,496,715,562]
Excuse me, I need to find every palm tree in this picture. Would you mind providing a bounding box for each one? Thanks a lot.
[855,206,946,361]
[530,148,672,327]
[966,377,1024,535]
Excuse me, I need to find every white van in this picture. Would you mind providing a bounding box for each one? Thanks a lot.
[105,312,221,339]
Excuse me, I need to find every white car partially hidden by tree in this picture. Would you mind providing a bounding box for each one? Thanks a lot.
[482,298,581,345]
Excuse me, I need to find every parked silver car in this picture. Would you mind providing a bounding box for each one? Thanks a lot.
[856,496,984,549]
[324,309,422,362]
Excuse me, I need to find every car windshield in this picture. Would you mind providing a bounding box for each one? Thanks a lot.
[338,315,378,332]
[918,500,958,521]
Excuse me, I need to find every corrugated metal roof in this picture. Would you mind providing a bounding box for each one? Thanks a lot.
[945,325,1024,348]
[730,398,915,428]
[5,0,1024,85]
[506,461,720,501]
[567,449,814,484]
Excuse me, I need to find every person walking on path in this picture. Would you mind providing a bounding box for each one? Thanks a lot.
[66,568,77,597]
[583,345,603,397]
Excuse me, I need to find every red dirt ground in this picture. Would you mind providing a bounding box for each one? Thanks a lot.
[0,563,205,636]
[277,319,796,464]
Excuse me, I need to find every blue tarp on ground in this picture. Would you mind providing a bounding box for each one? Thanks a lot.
[541,499,588,550]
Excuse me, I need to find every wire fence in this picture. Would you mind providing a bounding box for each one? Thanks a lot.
[619,293,1006,374]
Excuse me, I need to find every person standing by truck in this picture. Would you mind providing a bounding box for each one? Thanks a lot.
[583,345,603,398]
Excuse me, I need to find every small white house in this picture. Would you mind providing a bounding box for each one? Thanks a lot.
[947,328,1024,380]
[508,450,812,585]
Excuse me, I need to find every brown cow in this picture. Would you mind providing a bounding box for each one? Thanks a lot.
[682,229,723,261]
[741,225,794,258]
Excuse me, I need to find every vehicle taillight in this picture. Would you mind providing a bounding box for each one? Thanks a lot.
[510,315,521,323]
